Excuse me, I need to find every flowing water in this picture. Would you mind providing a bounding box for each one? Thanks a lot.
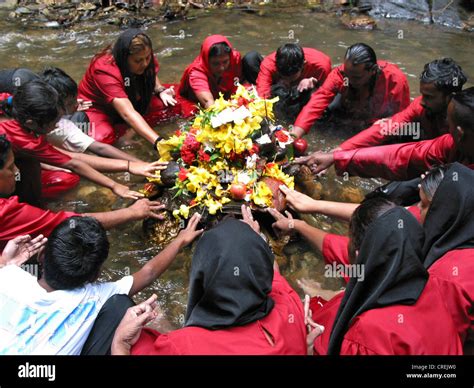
[1,7,473,327]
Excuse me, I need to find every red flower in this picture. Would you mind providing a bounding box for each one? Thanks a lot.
[181,149,196,165]
[237,96,250,107]
[175,129,182,137]
[198,149,211,162]
[248,143,260,156]
[274,130,289,143]
[178,168,189,181]
[189,199,197,206]
[183,134,201,151]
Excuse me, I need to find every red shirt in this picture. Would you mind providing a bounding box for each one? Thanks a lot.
[334,133,458,181]
[78,54,160,120]
[256,48,332,99]
[0,196,77,249]
[428,248,474,342]
[312,276,464,355]
[340,96,448,150]
[295,61,410,133]
[131,271,307,355]
[0,120,70,166]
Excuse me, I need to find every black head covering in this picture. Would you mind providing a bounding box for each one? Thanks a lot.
[112,28,156,115]
[423,162,474,268]
[184,218,275,330]
[327,207,428,355]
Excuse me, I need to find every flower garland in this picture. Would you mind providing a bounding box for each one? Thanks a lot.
[150,84,295,220]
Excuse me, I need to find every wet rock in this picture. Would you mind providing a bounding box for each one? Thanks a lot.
[340,13,376,29]
[295,165,323,200]
[160,161,180,187]
[368,0,431,23]
[339,185,365,203]
[15,7,34,15]
[431,0,472,30]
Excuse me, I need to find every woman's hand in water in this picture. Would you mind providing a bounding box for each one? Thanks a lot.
[112,183,145,200]
[128,161,168,178]
[294,151,335,175]
[1,234,48,267]
[159,87,177,107]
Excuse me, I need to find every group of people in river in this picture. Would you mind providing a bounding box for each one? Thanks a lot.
[0,27,472,355]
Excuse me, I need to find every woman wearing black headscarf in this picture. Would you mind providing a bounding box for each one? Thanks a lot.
[418,162,474,345]
[309,199,462,355]
[78,29,180,145]
[128,217,307,355]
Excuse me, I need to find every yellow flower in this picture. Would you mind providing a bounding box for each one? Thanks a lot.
[251,181,273,207]
[263,163,295,189]
[173,204,190,219]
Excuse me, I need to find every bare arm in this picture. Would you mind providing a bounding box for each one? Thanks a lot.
[87,141,141,162]
[62,158,143,199]
[83,199,165,230]
[112,98,159,144]
[129,213,203,296]
[280,185,359,222]
[195,91,215,109]
[268,208,327,253]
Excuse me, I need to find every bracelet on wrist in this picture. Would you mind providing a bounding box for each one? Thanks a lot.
[155,86,166,95]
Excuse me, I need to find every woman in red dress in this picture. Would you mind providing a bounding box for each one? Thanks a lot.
[78,29,180,145]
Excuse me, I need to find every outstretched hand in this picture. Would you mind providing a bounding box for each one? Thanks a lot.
[241,205,261,234]
[177,212,204,247]
[294,151,335,175]
[1,234,48,266]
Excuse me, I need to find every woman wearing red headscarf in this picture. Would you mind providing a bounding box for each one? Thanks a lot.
[178,35,242,114]
[78,29,180,145]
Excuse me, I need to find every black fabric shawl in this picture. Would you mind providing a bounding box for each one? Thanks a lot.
[423,162,474,268]
[184,218,275,330]
[327,207,428,355]
[112,28,155,115]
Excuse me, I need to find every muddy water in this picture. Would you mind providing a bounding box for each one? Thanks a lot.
[1,8,473,327]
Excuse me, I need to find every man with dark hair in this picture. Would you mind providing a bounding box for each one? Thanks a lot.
[0,134,166,249]
[291,43,410,138]
[295,87,474,180]
[339,58,467,150]
[256,43,331,101]
[0,213,203,355]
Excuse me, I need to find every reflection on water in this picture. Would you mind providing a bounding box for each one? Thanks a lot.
[2,7,472,326]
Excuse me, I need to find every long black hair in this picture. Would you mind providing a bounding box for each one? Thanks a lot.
[111,29,156,115]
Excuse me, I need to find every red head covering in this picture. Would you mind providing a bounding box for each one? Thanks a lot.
[178,35,242,102]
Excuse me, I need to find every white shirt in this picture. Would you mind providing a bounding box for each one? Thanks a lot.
[0,265,133,355]
[47,118,95,153]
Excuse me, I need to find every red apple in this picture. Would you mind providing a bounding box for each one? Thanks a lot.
[230,183,247,200]
[293,138,308,156]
